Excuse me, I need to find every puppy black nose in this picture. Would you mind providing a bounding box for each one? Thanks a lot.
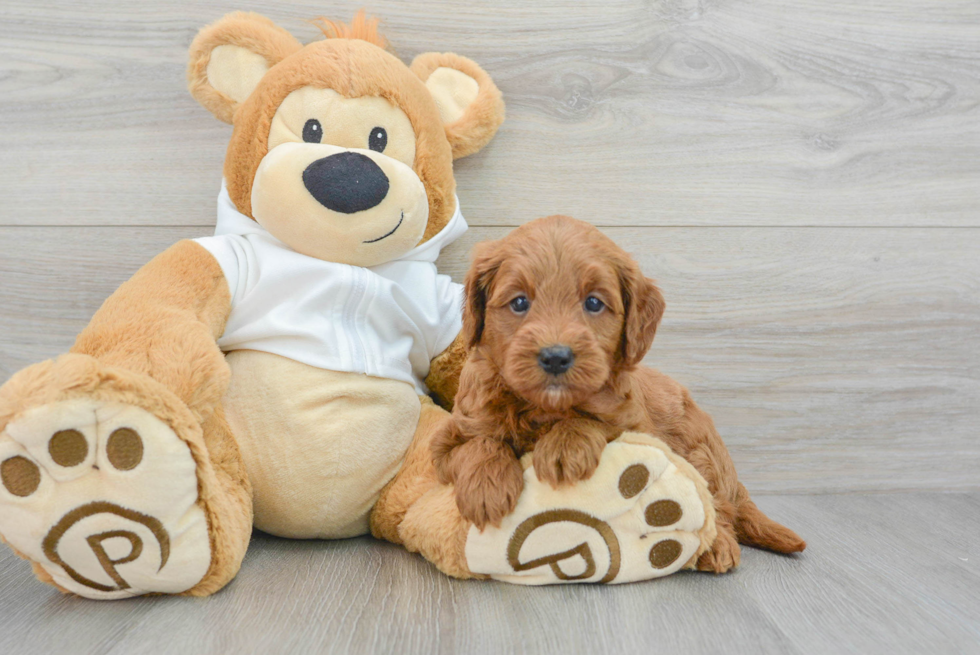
[538,346,574,375]
[302,152,390,213]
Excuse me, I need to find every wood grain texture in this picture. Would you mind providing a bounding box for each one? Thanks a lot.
[0,0,977,226]
[0,2,978,650]
[0,492,976,655]
[1,225,977,493]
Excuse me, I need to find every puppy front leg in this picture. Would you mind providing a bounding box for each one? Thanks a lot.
[432,421,524,530]
[532,419,614,488]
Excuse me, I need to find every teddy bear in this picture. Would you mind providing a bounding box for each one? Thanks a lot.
[0,12,716,599]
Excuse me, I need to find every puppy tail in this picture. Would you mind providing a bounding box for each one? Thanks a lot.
[734,488,806,554]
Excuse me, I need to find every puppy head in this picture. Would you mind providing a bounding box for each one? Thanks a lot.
[464,216,665,411]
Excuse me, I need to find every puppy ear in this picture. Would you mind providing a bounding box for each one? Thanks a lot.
[411,53,505,159]
[463,240,504,348]
[619,263,666,367]
[187,12,302,124]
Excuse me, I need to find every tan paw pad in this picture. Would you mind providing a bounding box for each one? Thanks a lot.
[1,455,41,497]
[648,538,684,569]
[464,432,712,585]
[0,400,211,599]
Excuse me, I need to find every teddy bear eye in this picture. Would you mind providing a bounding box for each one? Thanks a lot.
[584,296,605,313]
[303,119,322,143]
[369,127,387,153]
[509,296,530,314]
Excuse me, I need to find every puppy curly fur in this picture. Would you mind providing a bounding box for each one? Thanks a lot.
[432,216,806,572]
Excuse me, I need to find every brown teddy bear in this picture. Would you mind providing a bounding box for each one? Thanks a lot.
[0,12,716,598]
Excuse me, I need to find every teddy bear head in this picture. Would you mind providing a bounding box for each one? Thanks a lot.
[187,11,504,267]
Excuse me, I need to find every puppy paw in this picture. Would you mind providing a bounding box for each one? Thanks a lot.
[696,527,741,573]
[532,442,601,488]
[463,432,716,585]
[453,452,524,530]
[0,398,211,599]
[532,422,606,487]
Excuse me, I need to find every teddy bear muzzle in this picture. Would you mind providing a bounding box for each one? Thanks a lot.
[250,141,429,267]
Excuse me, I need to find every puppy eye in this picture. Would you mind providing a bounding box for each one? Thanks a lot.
[509,296,530,314]
[369,127,387,153]
[584,296,605,313]
[303,119,323,143]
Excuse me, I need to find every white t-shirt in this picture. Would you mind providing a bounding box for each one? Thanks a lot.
[194,183,466,394]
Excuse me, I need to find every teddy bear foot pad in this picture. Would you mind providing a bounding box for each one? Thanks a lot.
[0,399,211,599]
[464,433,713,585]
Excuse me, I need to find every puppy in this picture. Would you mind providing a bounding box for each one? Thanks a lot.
[432,215,805,572]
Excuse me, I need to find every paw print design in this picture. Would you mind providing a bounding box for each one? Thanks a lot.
[464,432,716,585]
[0,399,211,599]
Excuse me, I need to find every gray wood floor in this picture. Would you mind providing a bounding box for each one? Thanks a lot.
[1,492,978,655]
[0,1,978,653]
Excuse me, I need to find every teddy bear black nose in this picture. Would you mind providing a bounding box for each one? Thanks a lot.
[538,346,574,375]
[302,152,390,214]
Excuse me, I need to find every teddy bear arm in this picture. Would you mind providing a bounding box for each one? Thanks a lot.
[425,332,468,410]
[69,239,233,419]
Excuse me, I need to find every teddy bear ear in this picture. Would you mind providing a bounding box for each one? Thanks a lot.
[411,53,505,159]
[187,12,302,124]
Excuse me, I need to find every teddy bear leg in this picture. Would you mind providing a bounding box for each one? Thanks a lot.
[376,420,719,584]
[182,404,253,596]
[0,355,253,599]
[0,241,253,598]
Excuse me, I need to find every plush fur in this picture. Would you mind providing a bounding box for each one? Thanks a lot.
[431,216,806,570]
[313,12,389,49]
[425,334,468,409]
[187,12,302,124]
[411,53,506,160]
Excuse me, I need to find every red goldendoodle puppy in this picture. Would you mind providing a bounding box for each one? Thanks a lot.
[432,215,805,572]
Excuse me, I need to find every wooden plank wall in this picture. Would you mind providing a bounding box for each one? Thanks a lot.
[1,0,977,494]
